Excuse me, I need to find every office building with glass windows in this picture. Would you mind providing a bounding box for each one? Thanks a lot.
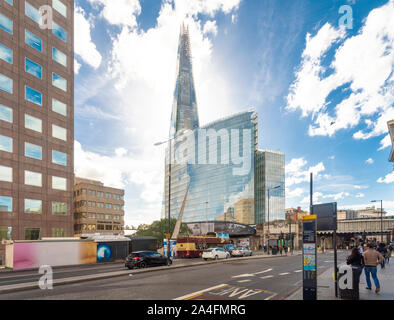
[0,0,74,263]
[162,25,285,234]
[73,177,125,236]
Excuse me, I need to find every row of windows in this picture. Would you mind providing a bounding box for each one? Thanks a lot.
[0,227,66,241]
[0,72,67,96]
[74,189,124,200]
[75,213,123,220]
[76,224,123,232]
[74,200,124,211]
[0,106,67,140]
[0,196,67,215]
[0,168,67,190]
[0,136,67,165]
[1,1,68,40]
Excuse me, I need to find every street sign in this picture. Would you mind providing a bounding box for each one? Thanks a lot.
[302,215,317,300]
[166,233,171,239]
[313,202,337,231]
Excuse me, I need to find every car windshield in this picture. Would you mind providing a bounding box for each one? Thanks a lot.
[204,249,214,252]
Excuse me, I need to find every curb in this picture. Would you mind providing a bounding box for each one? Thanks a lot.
[0,254,289,295]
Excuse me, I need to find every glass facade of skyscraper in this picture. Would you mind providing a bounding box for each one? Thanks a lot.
[163,111,258,225]
[255,150,285,224]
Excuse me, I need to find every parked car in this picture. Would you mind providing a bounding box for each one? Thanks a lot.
[224,244,236,255]
[202,248,230,260]
[125,251,172,269]
[231,247,253,257]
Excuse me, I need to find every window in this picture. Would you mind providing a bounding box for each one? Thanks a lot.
[25,114,42,133]
[52,47,67,67]
[25,58,42,79]
[25,86,42,106]
[52,22,67,42]
[5,0,13,6]
[25,29,42,52]
[53,0,67,17]
[88,190,96,196]
[0,12,13,34]
[97,202,104,208]
[25,228,40,240]
[0,105,12,123]
[52,228,65,237]
[52,124,67,141]
[25,170,42,187]
[0,43,13,64]
[0,73,12,94]
[25,1,42,25]
[0,135,12,153]
[0,165,12,182]
[97,192,104,197]
[52,150,67,166]
[25,142,42,160]
[52,72,67,91]
[24,199,42,214]
[0,227,12,241]
[0,196,12,212]
[106,193,112,199]
[52,176,67,190]
[105,225,113,231]
[52,98,67,116]
[105,215,112,220]
[106,203,112,209]
[52,202,67,215]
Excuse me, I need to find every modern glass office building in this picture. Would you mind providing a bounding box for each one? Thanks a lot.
[162,25,284,229]
[388,120,394,162]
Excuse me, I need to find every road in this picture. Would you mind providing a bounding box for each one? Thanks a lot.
[0,251,348,300]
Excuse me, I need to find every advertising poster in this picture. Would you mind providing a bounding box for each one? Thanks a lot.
[303,243,316,271]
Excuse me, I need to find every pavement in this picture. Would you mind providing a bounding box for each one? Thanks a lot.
[287,259,394,300]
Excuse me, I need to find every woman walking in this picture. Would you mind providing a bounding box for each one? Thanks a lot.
[346,247,364,284]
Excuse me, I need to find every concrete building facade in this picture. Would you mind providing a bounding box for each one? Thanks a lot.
[0,0,74,264]
[73,177,125,237]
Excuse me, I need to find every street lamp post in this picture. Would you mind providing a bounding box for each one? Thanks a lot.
[371,200,383,243]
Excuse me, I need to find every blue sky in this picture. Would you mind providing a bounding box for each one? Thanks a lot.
[73,0,394,226]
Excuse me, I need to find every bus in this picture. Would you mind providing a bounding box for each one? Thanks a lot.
[176,235,231,258]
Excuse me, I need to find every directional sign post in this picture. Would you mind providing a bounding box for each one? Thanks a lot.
[302,214,317,300]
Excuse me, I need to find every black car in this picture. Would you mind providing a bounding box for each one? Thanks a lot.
[125,251,172,269]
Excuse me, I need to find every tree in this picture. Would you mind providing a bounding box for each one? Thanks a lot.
[135,218,192,246]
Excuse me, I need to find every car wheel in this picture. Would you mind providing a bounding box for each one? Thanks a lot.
[215,255,218,260]
[127,266,133,270]
[139,262,147,268]
[167,259,172,266]
[204,258,208,261]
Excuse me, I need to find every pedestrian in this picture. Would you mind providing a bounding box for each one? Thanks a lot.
[377,243,387,269]
[386,247,391,265]
[359,244,364,254]
[279,245,283,256]
[362,243,385,293]
[346,247,364,284]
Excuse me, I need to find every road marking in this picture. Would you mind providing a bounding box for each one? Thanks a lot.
[279,272,290,276]
[255,268,273,275]
[294,270,302,273]
[260,275,274,279]
[265,293,278,300]
[232,273,255,278]
[174,284,229,300]
[237,280,251,283]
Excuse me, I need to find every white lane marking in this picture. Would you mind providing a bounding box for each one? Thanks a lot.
[232,273,255,278]
[237,280,251,283]
[265,293,278,300]
[294,270,302,273]
[260,275,274,279]
[254,268,273,275]
[173,284,229,300]
[279,272,290,276]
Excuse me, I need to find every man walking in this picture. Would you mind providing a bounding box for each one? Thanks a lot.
[362,243,384,293]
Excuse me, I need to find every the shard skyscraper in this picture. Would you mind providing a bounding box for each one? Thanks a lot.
[169,24,199,138]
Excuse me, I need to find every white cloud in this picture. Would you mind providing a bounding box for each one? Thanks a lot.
[74,6,102,69]
[377,171,394,184]
[74,59,82,74]
[378,134,392,151]
[286,158,325,187]
[286,187,305,198]
[366,158,374,164]
[88,0,141,27]
[286,1,394,144]
[356,193,365,198]
[203,20,218,36]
